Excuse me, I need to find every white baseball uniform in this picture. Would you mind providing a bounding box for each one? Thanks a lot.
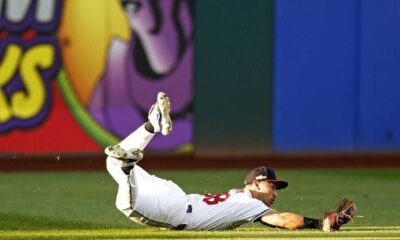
[185,189,270,230]
[107,125,270,230]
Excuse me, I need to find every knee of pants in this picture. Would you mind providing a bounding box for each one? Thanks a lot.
[115,199,133,217]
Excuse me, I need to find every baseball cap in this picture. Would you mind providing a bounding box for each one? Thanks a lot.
[244,166,288,190]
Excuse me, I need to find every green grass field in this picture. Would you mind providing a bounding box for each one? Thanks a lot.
[1,168,400,239]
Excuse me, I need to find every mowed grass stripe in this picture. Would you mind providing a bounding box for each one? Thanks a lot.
[345,226,400,230]
[1,228,400,239]
[239,226,400,231]
[1,169,400,239]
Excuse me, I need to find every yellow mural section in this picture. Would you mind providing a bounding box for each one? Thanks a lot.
[15,45,54,119]
[0,45,21,122]
[0,44,54,122]
[58,0,130,105]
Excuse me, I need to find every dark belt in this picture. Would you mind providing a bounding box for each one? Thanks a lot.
[186,204,192,213]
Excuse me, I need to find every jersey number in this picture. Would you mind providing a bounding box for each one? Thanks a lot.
[202,192,230,205]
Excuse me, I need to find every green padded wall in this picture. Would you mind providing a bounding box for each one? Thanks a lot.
[194,0,274,156]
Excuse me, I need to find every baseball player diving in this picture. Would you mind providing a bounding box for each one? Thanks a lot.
[105,92,356,231]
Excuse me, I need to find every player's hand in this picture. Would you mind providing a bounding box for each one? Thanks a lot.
[321,199,357,232]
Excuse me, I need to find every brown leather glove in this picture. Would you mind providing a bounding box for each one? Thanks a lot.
[322,199,357,232]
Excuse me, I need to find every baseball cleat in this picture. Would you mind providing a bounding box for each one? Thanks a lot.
[148,92,172,135]
[105,145,143,167]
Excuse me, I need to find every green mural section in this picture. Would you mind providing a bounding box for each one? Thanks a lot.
[195,0,274,155]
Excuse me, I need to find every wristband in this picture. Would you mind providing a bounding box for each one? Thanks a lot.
[303,217,321,229]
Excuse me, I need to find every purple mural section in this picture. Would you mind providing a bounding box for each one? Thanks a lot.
[89,0,193,150]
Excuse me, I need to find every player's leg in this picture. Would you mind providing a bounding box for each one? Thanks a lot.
[114,90,172,153]
[106,92,187,228]
[106,91,172,184]
[105,123,158,218]
[105,92,172,175]
[106,158,136,217]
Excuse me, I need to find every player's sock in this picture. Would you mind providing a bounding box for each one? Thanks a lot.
[106,157,133,183]
[119,124,155,151]
[121,166,134,175]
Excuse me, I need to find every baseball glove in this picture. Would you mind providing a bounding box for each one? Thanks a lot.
[321,199,357,232]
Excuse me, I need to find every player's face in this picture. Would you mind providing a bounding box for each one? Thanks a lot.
[256,180,277,207]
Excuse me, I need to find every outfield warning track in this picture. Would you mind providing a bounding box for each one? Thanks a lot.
[1,152,399,171]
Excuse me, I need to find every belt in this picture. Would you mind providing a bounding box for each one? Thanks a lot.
[186,204,192,213]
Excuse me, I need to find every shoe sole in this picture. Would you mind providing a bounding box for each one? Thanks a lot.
[157,92,172,135]
[105,145,143,165]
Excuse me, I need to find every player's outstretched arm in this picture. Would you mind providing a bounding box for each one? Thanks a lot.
[260,199,357,231]
[260,210,312,230]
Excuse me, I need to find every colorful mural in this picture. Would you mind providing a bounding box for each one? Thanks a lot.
[0,0,193,153]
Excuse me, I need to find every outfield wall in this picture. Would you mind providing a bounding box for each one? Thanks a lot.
[273,0,400,152]
[0,0,400,160]
[196,0,400,155]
